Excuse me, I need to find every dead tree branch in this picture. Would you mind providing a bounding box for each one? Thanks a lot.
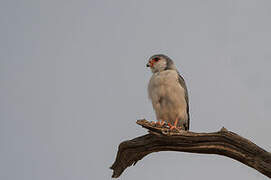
[110,119,271,178]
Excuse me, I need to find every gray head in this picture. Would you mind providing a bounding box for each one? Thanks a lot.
[146,54,176,73]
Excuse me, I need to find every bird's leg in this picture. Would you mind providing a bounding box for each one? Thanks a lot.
[150,120,165,127]
[156,120,164,126]
[158,120,167,127]
[169,118,179,130]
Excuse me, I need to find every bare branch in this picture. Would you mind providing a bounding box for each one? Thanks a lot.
[110,119,271,178]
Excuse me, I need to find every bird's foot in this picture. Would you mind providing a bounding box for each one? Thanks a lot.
[168,118,181,131]
[159,120,165,126]
[168,123,179,130]
[150,120,166,127]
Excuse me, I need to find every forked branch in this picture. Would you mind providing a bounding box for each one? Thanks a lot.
[110,119,271,178]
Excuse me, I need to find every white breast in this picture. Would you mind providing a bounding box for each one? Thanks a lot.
[148,70,187,125]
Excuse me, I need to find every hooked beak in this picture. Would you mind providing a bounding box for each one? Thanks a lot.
[146,60,154,68]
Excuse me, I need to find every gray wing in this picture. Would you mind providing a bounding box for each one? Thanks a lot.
[177,73,190,130]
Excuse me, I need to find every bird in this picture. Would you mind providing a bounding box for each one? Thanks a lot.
[146,54,190,130]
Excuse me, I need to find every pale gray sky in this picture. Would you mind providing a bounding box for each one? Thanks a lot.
[1,0,271,179]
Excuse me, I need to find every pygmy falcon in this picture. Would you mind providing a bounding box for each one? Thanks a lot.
[147,54,190,130]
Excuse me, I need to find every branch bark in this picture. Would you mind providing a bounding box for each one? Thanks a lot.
[110,119,271,178]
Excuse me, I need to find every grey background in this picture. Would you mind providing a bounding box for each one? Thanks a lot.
[1,0,270,179]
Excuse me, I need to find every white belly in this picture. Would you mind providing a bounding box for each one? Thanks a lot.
[148,70,187,125]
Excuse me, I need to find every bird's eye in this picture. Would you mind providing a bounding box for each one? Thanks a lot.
[153,57,160,62]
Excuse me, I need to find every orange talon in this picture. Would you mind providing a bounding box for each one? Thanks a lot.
[168,123,174,129]
[174,118,178,127]
[169,118,179,130]
[151,120,162,127]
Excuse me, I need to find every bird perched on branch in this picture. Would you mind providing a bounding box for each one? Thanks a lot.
[147,54,190,130]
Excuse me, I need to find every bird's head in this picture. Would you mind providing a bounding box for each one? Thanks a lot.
[146,54,176,73]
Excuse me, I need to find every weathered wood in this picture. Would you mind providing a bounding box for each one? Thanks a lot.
[110,119,271,178]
